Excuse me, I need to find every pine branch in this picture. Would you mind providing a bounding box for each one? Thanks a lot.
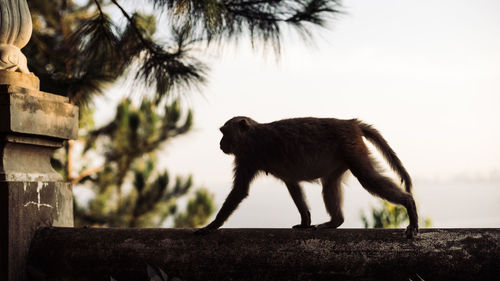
[94,0,104,14]
[110,0,208,100]
[152,0,342,51]
[110,0,154,51]
[71,164,104,185]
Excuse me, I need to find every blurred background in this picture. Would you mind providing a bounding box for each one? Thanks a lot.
[27,0,499,229]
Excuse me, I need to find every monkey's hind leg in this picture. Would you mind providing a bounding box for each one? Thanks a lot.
[347,149,419,238]
[317,169,346,229]
[285,182,314,229]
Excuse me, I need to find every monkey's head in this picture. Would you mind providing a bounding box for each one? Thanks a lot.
[219,116,257,155]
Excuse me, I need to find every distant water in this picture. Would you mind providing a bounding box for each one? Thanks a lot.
[213,177,500,229]
[412,180,500,227]
[74,176,500,228]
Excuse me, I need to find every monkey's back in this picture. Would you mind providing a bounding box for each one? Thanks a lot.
[248,117,359,181]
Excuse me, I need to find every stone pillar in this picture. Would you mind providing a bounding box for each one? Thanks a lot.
[0,1,79,280]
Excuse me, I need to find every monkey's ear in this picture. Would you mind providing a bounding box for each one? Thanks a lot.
[238,119,250,131]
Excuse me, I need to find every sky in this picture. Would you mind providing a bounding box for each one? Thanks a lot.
[95,0,500,228]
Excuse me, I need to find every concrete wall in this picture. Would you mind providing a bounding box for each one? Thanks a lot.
[28,228,500,281]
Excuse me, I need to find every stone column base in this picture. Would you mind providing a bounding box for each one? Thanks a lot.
[0,181,73,281]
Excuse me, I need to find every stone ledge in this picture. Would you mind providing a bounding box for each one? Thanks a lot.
[0,87,78,139]
[27,228,500,281]
[0,71,40,90]
[0,83,78,182]
[0,84,68,103]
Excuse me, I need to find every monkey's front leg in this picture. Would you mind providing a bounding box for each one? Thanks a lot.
[195,174,252,235]
[194,221,220,235]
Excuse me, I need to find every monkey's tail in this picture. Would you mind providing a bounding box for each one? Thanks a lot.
[357,121,413,193]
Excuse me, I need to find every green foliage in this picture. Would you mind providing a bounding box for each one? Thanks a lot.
[74,99,213,227]
[174,188,215,228]
[26,0,207,105]
[26,0,341,105]
[361,200,432,229]
[159,0,342,50]
[361,201,408,229]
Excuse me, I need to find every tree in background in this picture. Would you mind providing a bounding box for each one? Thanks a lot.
[26,0,341,227]
[361,200,432,229]
[27,0,341,105]
[73,99,216,227]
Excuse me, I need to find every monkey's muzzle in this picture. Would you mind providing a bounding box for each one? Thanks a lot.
[220,142,231,154]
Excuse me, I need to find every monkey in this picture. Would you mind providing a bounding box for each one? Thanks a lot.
[195,116,418,238]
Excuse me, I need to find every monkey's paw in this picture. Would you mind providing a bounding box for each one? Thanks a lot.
[292,224,316,230]
[405,224,419,239]
[316,220,343,229]
[194,227,213,235]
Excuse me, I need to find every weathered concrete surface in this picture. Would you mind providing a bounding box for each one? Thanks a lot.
[0,72,78,281]
[0,71,39,90]
[0,83,78,182]
[0,84,78,140]
[0,136,63,182]
[1,182,73,281]
[28,228,499,281]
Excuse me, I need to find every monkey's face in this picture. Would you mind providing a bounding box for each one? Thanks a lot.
[219,117,253,155]
[219,126,238,154]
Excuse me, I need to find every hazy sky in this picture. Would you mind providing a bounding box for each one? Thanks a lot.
[158,0,500,180]
[96,0,500,228]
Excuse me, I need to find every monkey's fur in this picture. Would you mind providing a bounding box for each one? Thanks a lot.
[196,116,418,238]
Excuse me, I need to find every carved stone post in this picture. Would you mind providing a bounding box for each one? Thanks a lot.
[0,0,32,73]
[0,1,78,280]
